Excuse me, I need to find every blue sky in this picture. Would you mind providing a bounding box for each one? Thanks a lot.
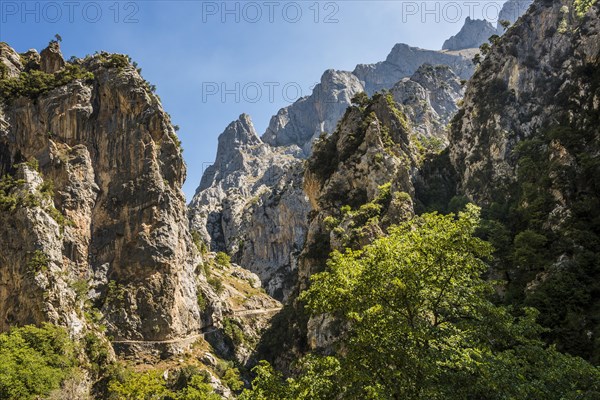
[0,1,506,199]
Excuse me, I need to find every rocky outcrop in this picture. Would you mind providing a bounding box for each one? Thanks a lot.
[0,43,22,78]
[301,93,419,285]
[442,17,498,51]
[189,115,311,301]
[0,43,206,354]
[262,70,364,155]
[391,64,464,141]
[40,41,65,74]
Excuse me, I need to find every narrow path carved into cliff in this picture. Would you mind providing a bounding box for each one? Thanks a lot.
[111,334,205,345]
[231,307,283,317]
[111,307,282,345]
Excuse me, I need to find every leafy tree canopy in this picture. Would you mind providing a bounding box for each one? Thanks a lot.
[241,205,600,399]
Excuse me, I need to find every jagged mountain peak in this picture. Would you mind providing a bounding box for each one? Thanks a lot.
[385,43,425,63]
[353,43,474,95]
[442,17,498,51]
[218,113,261,150]
[262,69,364,153]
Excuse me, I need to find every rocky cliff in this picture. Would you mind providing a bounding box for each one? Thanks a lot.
[450,0,599,201]
[391,64,464,142]
[0,43,204,348]
[0,42,283,369]
[188,114,310,301]
[448,0,600,361]
[262,70,364,155]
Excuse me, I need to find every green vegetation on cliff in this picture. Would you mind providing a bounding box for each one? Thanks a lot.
[242,206,600,399]
[476,122,600,363]
[0,64,93,102]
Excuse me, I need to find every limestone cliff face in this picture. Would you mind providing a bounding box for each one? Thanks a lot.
[262,70,364,155]
[450,0,600,201]
[0,43,206,350]
[189,115,310,301]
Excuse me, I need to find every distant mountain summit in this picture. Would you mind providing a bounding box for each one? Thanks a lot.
[442,0,534,51]
[442,17,499,51]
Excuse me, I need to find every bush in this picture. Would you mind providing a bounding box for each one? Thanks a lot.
[0,64,94,101]
[214,252,230,268]
[107,369,174,400]
[178,373,222,400]
[207,276,224,294]
[26,250,49,275]
[223,318,245,346]
[84,333,111,373]
[191,230,207,254]
[197,290,207,311]
[0,324,77,400]
[574,0,595,16]
[103,54,130,69]
[0,174,39,211]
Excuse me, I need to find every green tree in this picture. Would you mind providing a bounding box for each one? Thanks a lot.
[177,374,222,400]
[0,324,77,400]
[214,252,230,268]
[351,92,369,108]
[512,229,548,269]
[107,369,175,400]
[239,357,340,400]
[479,42,491,56]
[243,205,600,399]
[498,19,511,31]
